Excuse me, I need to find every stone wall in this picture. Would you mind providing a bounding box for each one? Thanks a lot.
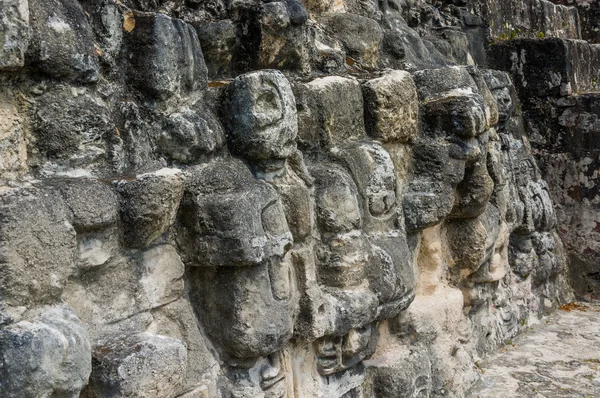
[0,0,581,397]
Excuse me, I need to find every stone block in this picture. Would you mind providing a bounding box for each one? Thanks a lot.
[31,88,115,172]
[0,305,92,398]
[363,71,419,144]
[224,70,298,162]
[115,168,184,249]
[26,0,99,82]
[0,185,77,306]
[0,0,29,70]
[294,76,365,150]
[324,13,382,69]
[85,333,187,398]
[490,38,600,98]
[178,160,292,268]
[125,12,208,99]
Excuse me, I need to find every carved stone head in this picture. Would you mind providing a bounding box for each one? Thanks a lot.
[314,325,377,375]
[483,70,518,125]
[180,160,298,359]
[225,70,298,163]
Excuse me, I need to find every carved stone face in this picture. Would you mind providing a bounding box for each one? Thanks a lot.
[407,68,495,229]
[314,325,377,375]
[312,165,374,290]
[483,70,517,125]
[447,204,501,283]
[181,160,298,359]
[225,70,298,162]
[332,142,415,318]
[309,163,379,339]
[223,352,288,398]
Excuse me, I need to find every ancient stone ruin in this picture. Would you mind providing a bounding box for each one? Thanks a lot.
[0,0,598,397]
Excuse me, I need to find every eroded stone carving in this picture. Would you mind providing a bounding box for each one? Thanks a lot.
[0,1,579,397]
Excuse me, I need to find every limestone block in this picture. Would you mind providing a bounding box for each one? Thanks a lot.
[294,76,365,149]
[59,179,119,232]
[447,205,501,279]
[182,160,297,359]
[452,152,495,219]
[62,245,184,335]
[0,185,77,306]
[369,234,415,320]
[309,164,380,336]
[490,38,600,97]
[116,168,184,249]
[125,12,208,99]
[0,0,29,70]
[79,0,123,62]
[188,259,298,359]
[31,88,115,172]
[262,0,309,68]
[58,178,120,270]
[158,108,225,164]
[324,13,382,69]
[85,333,187,398]
[332,141,398,222]
[363,71,419,144]
[26,0,99,82]
[0,305,92,398]
[364,344,432,398]
[195,20,236,78]
[0,90,27,179]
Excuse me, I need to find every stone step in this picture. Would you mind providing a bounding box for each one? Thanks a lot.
[552,0,600,44]
[490,38,600,98]
[484,0,581,41]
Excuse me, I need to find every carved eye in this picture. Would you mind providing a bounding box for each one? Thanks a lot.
[253,85,284,128]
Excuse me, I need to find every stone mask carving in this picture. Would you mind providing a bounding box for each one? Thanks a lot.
[225,70,298,164]
[180,160,298,360]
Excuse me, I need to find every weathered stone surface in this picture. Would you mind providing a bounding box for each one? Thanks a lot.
[0,90,27,179]
[26,0,99,82]
[195,20,236,78]
[0,185,77,306]
[0,0,588,396]
[158,108,226,164]
[490,38,600,97]
[0,0,29,70]
[84,332,187,398]
[484,0,581,42]
[178,160,292,267]
[224,70,298,163]
[59,179,119,232]
[293,76,365,150]
[125,12,208,99]
[363,70,419,144]
[181,160,298,359]
[0,305,92,398]
[31,87,115,175]
[116,168,184,249]
[324,13,382,69]
[364,344,432,398]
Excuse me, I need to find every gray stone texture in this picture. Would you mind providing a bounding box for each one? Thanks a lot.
[0,0,592,397]
[0,0,29,70]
